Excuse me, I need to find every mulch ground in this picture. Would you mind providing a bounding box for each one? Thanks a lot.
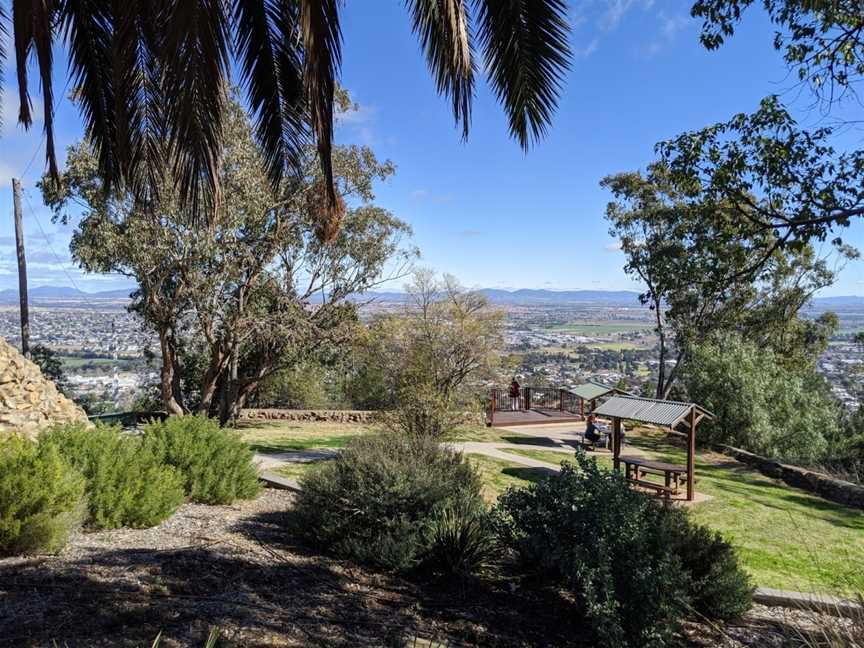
[0,488,856,647]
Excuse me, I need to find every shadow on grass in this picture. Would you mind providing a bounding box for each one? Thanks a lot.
[500,435,560,447]
[501,466,558,483]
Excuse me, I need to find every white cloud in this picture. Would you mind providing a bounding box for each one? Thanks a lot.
[644,12,691,57]
[604,241,623,252]
[599,0,654,31]
[574,38,600,59]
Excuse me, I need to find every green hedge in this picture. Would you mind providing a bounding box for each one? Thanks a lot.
[40,423,185,529]
[143,415,260,504]
[0,435,85,555]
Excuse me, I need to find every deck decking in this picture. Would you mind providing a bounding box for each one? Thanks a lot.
[489,408,583,427]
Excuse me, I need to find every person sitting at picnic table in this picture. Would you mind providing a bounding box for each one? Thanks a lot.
[509,378,521,411]
[584,414,602,445]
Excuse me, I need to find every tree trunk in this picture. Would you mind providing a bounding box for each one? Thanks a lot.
[653,297,667,400]
[159,328,185,416]
[660,349,686,400]
[197,346,226,414]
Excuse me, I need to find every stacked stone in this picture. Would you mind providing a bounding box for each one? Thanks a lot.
[0,337,89,437]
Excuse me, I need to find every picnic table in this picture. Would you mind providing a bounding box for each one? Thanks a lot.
[619,455,688,498]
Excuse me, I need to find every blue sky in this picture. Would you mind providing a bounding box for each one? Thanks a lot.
[2,0,864,295]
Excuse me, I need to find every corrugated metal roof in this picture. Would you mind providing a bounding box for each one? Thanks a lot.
[593,395,700,427]
[571,382,616,401]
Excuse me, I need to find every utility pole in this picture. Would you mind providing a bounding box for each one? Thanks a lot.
[12,178,30,358]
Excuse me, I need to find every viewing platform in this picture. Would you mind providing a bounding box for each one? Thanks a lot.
[487,382,620,427]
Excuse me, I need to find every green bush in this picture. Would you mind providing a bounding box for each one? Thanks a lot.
[0,435,85,555]
[495,450,735,647]
[40,423,185,529]
[143,415,260,504]
[495,451,753,645]
[668,512,753,621]
[294,432,486,572]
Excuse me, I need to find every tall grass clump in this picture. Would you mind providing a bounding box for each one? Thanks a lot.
[293,431,491,573]
[495,450,752,647]
[0,434,85,555]
[143,415,260,504]
[40,423,185,529]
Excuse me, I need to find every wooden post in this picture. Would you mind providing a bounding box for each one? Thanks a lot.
[524,387,531,411]
[490,390,496,426]
[687,406,696,501]
[579,398,584,417]
[559,389,564,411]
[12,178,30,359]
[613,417,621,472]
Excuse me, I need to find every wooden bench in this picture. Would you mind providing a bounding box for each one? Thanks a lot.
[619,456,688,498]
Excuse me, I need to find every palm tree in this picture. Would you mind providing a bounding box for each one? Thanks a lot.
[0,0,571,225]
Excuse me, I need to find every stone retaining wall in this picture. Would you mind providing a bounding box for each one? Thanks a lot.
[239,408,486,427]
[239,409,376,423]
[717,444,864,510]
[0,337,89,437]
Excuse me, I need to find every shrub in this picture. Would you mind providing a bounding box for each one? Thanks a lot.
[40,423,185,529]
[293,432,486,572]
[143,415,260,504]
[668,511,753,621]
[495,451,753,645]
[379,384,467,439]
[0,435,85,555]
[496,451,688,647]
[423,503,497,578]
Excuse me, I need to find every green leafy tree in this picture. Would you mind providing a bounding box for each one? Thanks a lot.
[360,270,505,436]
[29,344,65,388]
[1,0,572,222]
[603,166,850,398]
[684,331,839,462]
[651,3,864,275]
[43,96,415,423]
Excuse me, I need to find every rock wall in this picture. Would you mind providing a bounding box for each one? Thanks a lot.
[717,444,864,510]
[239,408,376,423]
[0,337,89,437]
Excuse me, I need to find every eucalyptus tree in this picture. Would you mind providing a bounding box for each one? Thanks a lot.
[603,163,853,399]
[41,97,415,421]
[2,0,571,227]
[651,1,864,275]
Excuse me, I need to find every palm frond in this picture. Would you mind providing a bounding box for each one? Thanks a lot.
[0,3,7,131]
[406,0,475,139]
[161,0,230,220]
[474,0,571,148]
[60,0,118,186]
[298,0,342,207]
[234,0,308,191]
[13,0,60,177]
[12,0,34,127]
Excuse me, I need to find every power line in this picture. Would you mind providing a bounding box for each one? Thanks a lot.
[20,188,102,312]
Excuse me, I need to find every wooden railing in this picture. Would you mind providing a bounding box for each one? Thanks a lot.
[527,386,560,410]
[489,386,582,414]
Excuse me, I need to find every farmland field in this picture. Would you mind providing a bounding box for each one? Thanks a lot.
[543,321,653,335]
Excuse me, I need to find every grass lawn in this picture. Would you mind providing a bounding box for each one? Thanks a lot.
[443,425,532,443]
[273,461,323,481]
[466,454,552,502]
[237,420,375,453]
[625,431,864,596]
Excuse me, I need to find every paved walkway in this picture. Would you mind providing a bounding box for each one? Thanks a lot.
[253,422,643,472]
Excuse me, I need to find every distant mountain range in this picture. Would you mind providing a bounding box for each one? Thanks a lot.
[0,286,134,302]
[2,285,863,309]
